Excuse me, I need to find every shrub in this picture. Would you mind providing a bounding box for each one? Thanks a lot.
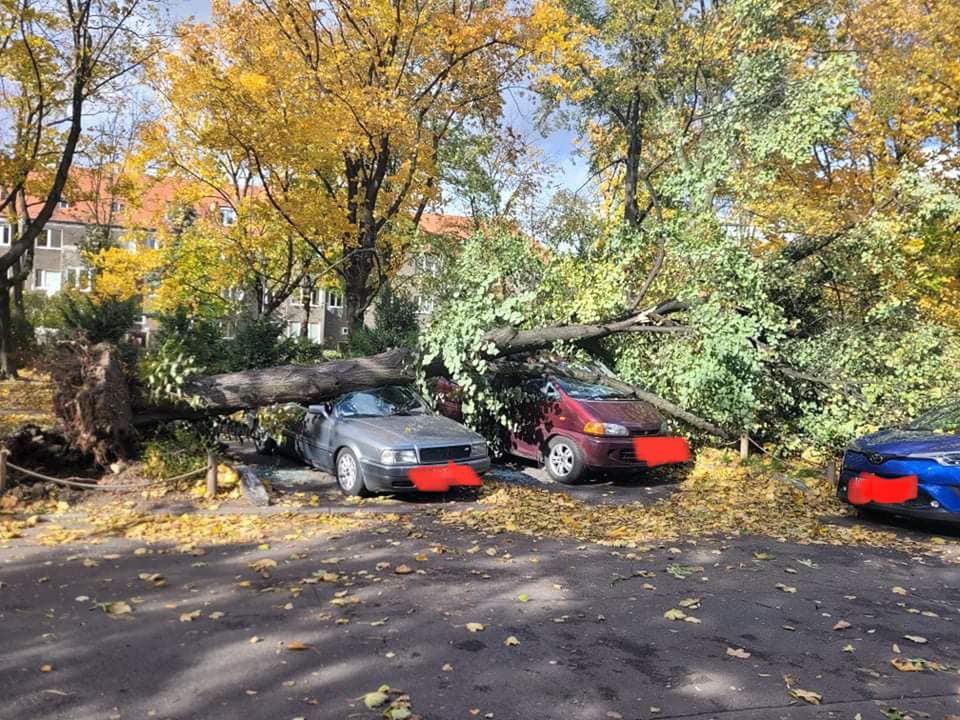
[57,292,139,344]
[348,283,420,356]
[141,422,212,481]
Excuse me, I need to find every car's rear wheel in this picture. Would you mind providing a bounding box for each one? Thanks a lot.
[336,448,370,497]
[545,437,585,484]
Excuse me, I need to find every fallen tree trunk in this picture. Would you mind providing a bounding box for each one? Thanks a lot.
[50,307,727,461]
[133,349,417,423]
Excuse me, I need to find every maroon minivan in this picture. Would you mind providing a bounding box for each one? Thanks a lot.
[436,375,691,484]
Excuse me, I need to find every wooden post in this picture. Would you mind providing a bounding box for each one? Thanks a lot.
[206,453,218,497]
[825,458,837,485]
[0,449,8,493]
[739,434,749,460]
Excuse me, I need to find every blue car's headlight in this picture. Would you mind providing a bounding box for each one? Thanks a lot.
[932,453,960,467]
[381,449,418,465]
[908,451,960,466]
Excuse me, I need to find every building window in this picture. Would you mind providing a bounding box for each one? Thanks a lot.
[144,235,160,250]
[34,269,62,293]
[0,225,10,245]
[65,267,92,291]
[299,287,321,307]
[286,321,301,338]
[307,322,322,343]
[219,207,237,226]
[416,294,434,315]
[111,200,124,213]
[37,228,63,249]
[327,291,343,310]
[58,198,70,209]
[416,254,439,276]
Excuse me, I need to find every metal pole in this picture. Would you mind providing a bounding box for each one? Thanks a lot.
[206,453,218,497]
[739,434,749,460]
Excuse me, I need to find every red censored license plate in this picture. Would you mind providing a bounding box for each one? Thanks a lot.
[407,462,483,492]
[632,437,692,467]
[847,472,918,505]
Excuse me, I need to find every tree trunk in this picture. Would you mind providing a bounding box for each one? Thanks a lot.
[49,309,727,460]
[0,282,18,379]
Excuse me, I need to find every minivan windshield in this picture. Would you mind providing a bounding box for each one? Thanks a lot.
[554,377,631,400]
[336,386,428,418]
[904,399,960,433]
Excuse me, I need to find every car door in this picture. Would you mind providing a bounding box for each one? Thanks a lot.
[297,409,337,470]
[510,378,556,460]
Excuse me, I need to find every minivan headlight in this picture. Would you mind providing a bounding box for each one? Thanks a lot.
[470,442,488,457]
[381,449,418,465]
[583,422,628,437]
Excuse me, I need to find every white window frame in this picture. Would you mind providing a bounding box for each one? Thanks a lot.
[299,287,321,307]
[110,200,124,213]
[219,206,237,227]
[0,224,10,246]
[58,198,70,209]
[340,326,350,336]
[37,227,63,250]
[286,321,302,338]
[416,254,439,276]
[326,290,343,310]
[34,269,62,293]
[65,267,92,292]
[307,322,322,343]
[416,294,434,315]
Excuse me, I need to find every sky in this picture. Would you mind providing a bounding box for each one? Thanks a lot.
[170,0,591,205]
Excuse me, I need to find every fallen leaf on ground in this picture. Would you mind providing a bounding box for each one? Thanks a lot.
[394,564,413,575]
[179,610,201,622]
[789,688,822,704]
[504,636,520,646]
[891,586,908,595]
[39,664,53,672]
[106,601,132,615]
[832,620,851,630]
[775,583,797,593]
[363,686,390,709]
[903,635,927,644]
[726,647,751,659]
[465,622,485,632]
[663,609,687,621]
[286,641,309,651]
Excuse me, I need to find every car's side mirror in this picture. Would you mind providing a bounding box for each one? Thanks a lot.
[307,403,330,418]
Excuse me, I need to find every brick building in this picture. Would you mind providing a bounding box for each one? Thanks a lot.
[0,173,471,348]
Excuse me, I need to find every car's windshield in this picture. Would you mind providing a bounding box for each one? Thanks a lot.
[554,377,631,400]
[904,399,960,433]
[335,385,428,418]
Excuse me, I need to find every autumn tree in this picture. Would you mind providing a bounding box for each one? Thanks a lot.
[0,0,163,377]
[138,0,531,332]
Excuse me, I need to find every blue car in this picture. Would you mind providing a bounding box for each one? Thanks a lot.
[838,399,960,520]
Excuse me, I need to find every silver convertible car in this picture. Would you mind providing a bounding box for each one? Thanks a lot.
[254,385,490,496]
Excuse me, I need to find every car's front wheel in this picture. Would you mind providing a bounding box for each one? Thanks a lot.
[336,448,370,497]
[545,436,586,484]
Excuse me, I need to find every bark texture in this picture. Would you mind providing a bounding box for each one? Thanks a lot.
[49,311,728,461]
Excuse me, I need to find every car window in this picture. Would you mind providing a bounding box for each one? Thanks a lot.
[553,376,630,400]
[905,399,960,433]
[335,385,428,418]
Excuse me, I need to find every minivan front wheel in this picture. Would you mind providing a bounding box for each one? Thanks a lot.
[336,448,370,497]
[545,437,585,484]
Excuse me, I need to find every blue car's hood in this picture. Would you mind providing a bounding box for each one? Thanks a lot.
[852,428,960,456]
